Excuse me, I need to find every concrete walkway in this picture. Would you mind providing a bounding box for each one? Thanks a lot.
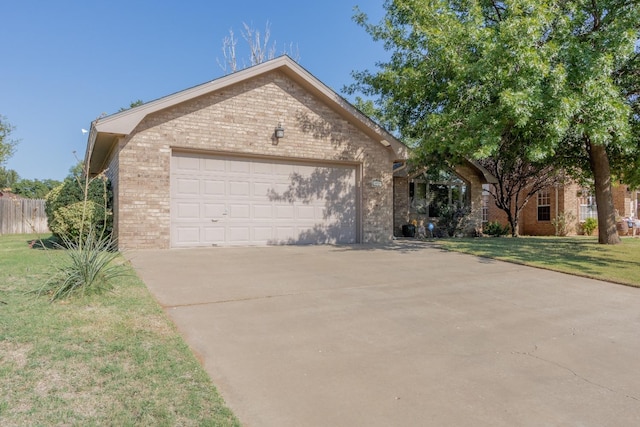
[129,242,640,427]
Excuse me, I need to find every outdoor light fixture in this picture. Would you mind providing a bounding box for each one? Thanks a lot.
[275,123,285,139]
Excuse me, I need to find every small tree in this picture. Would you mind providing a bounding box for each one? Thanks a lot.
[0,115,19,166]
[479,137,563,237]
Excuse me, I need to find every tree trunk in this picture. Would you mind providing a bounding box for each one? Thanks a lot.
[508,213,519,237]
[587,141,621,245]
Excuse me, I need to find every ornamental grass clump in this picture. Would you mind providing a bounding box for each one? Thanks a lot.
[38,232,129,301]
[38,158,126,302]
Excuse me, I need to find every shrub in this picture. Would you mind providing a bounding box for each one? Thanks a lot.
[483,221,510,237]
[436,205,470,237]
[551,211,576,237]
[581,217,598,236]
[45,175,112,241]
[51,200,110,241]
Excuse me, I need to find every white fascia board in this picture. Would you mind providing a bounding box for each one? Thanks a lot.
[94,57,294,135]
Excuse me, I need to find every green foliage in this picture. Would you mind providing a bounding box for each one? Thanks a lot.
[68,161,84,178]
[351,0,640,244]
[0,115,19,165]
[37,233,127,301]
[0,166,19,189]
[118,99,144,112]
[50,200,109,240]
[551,211,577,237]
[12,177,61,199]
[483,221,511,237]
[45,175,112,240]
[582,218,598,236]
[436,205,470,237]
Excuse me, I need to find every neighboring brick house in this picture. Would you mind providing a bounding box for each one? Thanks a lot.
[484,181,640,236]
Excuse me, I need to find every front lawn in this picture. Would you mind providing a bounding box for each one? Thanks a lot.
[0,234,239,426]
[437,236,640,287]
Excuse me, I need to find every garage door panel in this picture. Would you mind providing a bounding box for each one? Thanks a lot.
[171,152,357,247]
[203,179,226,196]
[203,226,225,243]
[175,178,200,195]
[253,226,273,242]
[273,182,291,194]
[229,204,250,219]
[175,202,200,220]
[175,226,200,245]
[253,162,273,175]
[275,226,295,241]
[203,203,226,218]
[297,205,316,220]
[175,155,200,171]
[203,157,226,172]
[228,227,250,242]
[253,204,273,219]
[252,181,273,198]
[275,205,295,219]
[229,181,250,196]
[229,162,250,174]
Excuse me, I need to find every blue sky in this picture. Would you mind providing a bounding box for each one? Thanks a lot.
[1,1,387,181]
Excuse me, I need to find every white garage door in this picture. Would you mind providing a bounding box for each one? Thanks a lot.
[170,152,358,247]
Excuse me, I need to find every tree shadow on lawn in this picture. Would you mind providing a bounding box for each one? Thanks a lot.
[441,237,638,279]
[27,235,59,250]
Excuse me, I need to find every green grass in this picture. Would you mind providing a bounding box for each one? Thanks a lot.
[437,235,640,287]
[0,234,239,426]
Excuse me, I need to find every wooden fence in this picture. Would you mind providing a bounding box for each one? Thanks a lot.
[0,198,49,234]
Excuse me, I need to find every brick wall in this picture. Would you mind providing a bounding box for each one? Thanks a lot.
[612,184,632,218]
[111,71,396,249]
[393,177,409,236]
[394,163,486,237]
[485,180,631,236]
[105,140,120,241]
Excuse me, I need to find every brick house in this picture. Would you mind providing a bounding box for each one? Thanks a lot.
[484,181,640,236]
[85,56,497,249]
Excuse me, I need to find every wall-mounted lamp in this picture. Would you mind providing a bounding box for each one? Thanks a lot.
[275,123,285,139]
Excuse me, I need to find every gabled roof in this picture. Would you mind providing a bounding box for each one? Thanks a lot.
[86,55,407,174]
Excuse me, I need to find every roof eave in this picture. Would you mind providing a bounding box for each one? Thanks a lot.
[85,56,409,173]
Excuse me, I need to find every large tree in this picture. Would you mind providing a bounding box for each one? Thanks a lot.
[350,0,640,244]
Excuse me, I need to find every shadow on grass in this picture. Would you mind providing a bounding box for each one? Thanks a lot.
[27,235,60,250]
[438,236,640,285]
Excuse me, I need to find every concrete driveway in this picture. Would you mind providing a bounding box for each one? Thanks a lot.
[129,242,640,427]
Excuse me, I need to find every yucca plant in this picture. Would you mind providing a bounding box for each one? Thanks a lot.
[37,154,128,302]
[38,232,129,301]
